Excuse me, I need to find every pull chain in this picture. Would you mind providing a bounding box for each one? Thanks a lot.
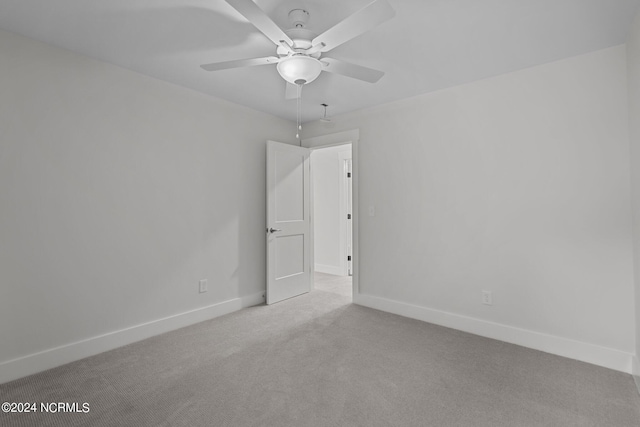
[296,83,302,145]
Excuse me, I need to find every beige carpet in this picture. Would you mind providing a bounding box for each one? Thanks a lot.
[1,273,639,426]
[314,271,352,297]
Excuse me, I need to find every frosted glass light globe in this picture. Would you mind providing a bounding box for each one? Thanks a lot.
[277,55,322,85]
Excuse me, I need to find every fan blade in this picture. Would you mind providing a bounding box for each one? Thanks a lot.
[201,56,279,71]
[285,82,302,100]
[311,0,395,53]
[225,0,293,47]
[320,58,384,83]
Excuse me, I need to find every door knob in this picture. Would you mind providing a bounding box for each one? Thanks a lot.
[268,228,282,233]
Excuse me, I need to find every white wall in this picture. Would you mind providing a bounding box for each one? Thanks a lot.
[0,29,295,382]
[627,11,640,380]
[304,46,635,372]
[312,145,351,275]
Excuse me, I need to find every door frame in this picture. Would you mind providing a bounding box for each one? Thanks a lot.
[340,152,353,277]
[303,129,360,300]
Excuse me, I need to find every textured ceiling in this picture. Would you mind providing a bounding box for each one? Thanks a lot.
[0,0,638,122]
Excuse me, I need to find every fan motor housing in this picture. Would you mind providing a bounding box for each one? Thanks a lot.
[277,28,319,57]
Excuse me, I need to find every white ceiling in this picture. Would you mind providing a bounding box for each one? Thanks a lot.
[0,0,638,122]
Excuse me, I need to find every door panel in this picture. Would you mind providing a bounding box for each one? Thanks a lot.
[276,235,305,278]
[275,151,305,222]
[267,141,310,304]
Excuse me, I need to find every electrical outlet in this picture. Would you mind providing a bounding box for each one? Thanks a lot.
[482,290,492,305]
[199,279,208,293]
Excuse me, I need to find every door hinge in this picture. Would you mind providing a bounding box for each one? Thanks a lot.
[347,214,351,219]
[347,256,352,261]
[347,172,351,178]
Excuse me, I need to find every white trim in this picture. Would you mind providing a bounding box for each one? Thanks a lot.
[633,356,640,396]
[338,150,352,277]
[356,293,633,373]
[315,263,344,276]
[352,138,359,296]
[0,292,265,385]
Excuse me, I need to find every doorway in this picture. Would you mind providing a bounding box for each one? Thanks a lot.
[310,143,353,299]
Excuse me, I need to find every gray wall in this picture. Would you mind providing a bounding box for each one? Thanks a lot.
[0,29,294,374]
[627,11,640,377]
[305,45,635,371]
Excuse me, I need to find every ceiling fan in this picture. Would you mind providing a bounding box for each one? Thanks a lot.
[201,0,395,99]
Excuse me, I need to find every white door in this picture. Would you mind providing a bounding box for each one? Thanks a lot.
[266,140,311,304]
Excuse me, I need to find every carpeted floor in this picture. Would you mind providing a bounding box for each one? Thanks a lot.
[1,272,639,426]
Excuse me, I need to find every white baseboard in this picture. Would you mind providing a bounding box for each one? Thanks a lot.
[315,263,344,276]
[633,356,640,397]
[0,292,265,385]
[356,293,633,374]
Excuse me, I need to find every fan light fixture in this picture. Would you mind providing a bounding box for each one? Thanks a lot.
[277,55,322,85]
[201,0,395,140]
